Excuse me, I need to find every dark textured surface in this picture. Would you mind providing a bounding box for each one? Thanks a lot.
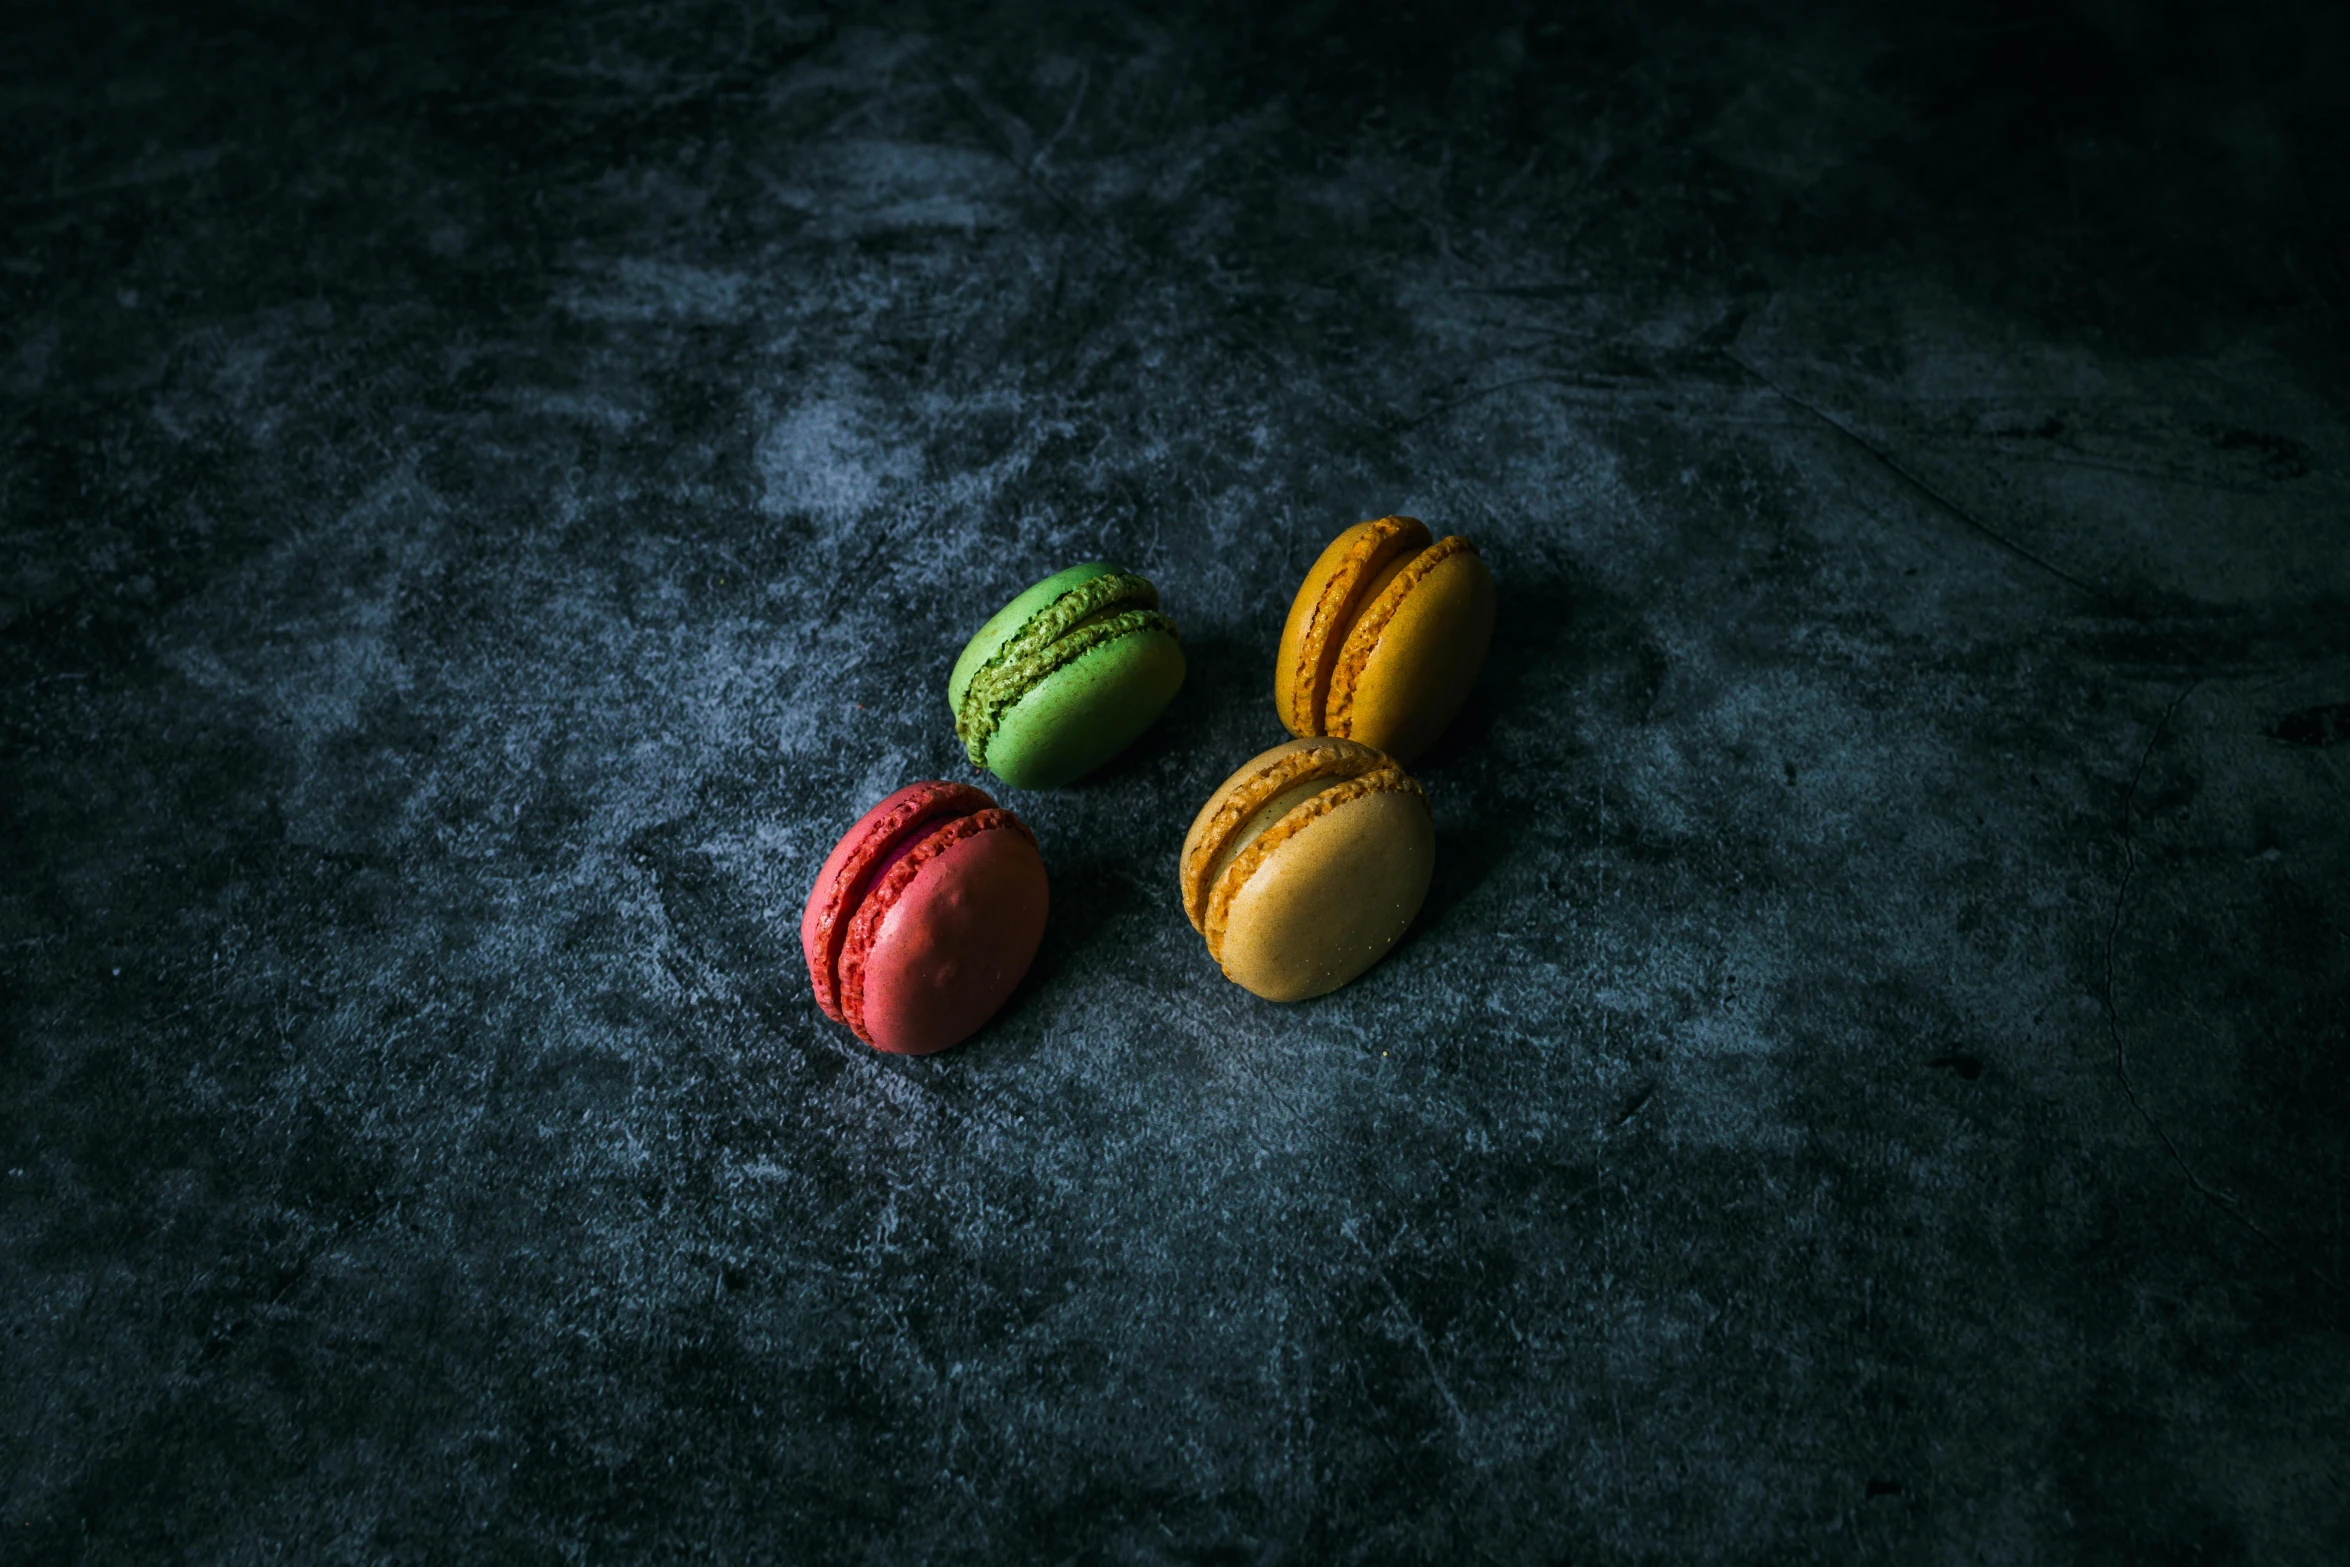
[6,3,2349,1561]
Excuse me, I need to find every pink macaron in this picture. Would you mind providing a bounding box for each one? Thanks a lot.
[799,781,1049,1055]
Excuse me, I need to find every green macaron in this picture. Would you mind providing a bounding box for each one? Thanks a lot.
[948,563,1186,788]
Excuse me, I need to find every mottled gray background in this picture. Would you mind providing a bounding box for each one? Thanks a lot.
[4,2,2348,1561]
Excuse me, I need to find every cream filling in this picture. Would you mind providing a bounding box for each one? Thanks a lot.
[1203,774,1354,895]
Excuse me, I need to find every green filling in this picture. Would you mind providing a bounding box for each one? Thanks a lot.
[955,571,1171,766]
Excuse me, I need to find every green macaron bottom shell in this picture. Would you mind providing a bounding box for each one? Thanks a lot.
[980,623,1186,788]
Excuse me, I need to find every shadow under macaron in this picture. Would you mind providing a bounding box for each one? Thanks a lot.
[1383,816,1523,972]
[1026,850,1147,982]
[1409,564,1581,775]
[1382,564,1589,962]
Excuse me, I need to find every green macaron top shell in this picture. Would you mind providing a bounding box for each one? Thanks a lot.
[950,563,1186,788]
[979,617,1187,787]
[955,578,1166,764]
[948,563,1123,717]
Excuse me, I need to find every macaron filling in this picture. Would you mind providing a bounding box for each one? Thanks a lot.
[955,570,1176,768]
[1285,517,1431,733]
[1201,773,1353,898]
[836,807,1033,1043]
[804,782,994,1022]
[1324,534,1482,738]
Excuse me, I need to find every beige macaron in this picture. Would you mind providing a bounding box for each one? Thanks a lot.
[1179,737,1435,1002]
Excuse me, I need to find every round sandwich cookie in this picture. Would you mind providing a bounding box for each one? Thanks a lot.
[1276,516,1495,764]
[1179,737,1435,1003]
[800,781,1048,1055]
[950,563,1186,789]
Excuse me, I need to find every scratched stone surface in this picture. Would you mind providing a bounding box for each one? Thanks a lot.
[4,3,2348,1562]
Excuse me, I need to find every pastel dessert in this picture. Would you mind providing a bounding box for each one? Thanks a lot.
[1179,737,1435,1003]
[950,563,1186,788]
[1275,516,1495,763]
[800,781,1048,1054]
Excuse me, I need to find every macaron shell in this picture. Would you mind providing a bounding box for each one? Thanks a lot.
[1178,736,1392,929]
[856,823,1049,1054]
[1275,517,1431,736]
[948,562,1120,717]
[983,626,1186,788]
[1335,544,1495,762]
[1216,784,1434,1002]
[800,780,996,1022]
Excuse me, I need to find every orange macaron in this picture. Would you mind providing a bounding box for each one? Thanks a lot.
[1275,516,1495,763]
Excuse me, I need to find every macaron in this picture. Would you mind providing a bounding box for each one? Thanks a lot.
[1275,516,1495,763]
[800,781,1049,1055]
[949,563,1186,788]
[1179,737,1435,1003]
